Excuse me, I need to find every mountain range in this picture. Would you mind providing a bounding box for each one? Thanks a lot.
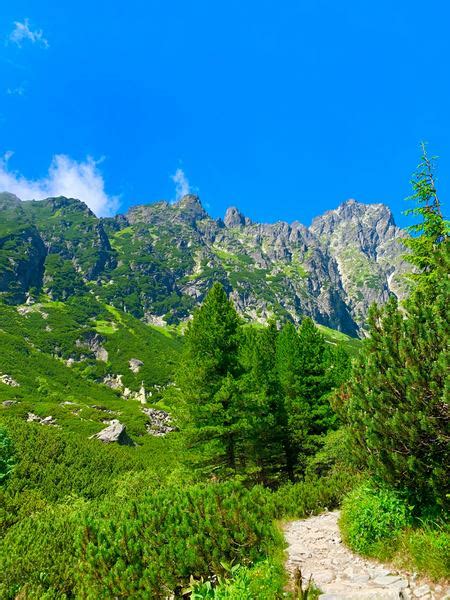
[0,191,409,336]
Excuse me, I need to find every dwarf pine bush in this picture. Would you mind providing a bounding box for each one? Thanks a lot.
[77,481,281,599]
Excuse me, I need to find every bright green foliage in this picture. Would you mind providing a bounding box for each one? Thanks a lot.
[0,418,182,535]
[340,482,450,580]
[77,481,281,599]
[238,322,289,484]
[403,143,450,296]
[272,469,359,519]
[305,427,361,479]
[276,318,338,477]
[336,294,449,510]
[189,559,287,599]
[339,481,413,555]
[0,425,14,484]
[176,283,248,476]
[399,522,450,581]
[0,501,83,599]
[336,149,449,511]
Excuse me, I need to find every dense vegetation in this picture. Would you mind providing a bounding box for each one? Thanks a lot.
[0,148,448,597]
[174,283,350,486]
[336,146,449,579]
[0,279,356,598]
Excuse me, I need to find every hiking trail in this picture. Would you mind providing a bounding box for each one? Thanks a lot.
[284,511,449,600]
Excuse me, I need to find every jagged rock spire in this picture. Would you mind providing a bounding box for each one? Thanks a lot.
[224,206,251,227]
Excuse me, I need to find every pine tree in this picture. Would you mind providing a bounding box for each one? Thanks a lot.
[239,322,288,484]
[335,148,449,511]
[175,283,246,477]
[275,318,335,477]
[275,321,302,479]
[325,344,351,389]
[297,317,336,439]
[403,142,449,301]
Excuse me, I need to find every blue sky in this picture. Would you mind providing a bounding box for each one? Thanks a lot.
[1,1,449,225]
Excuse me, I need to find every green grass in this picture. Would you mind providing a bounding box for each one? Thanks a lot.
[339,482,450,582]
[316,323,362,355]
[93,319,118,335]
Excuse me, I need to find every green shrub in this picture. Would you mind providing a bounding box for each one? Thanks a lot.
[77,481,281,599]
[272,470,359,519]
[0,425,14,484]
[1,419,144,504]
[339,481,412,555]
[189,559,287,599]
[398,522,450,581]
[0,500,84,599]
[305,427,362,479]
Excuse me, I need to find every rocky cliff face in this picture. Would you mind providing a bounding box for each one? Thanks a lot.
[0,192,409,335]
[309,199,410,325]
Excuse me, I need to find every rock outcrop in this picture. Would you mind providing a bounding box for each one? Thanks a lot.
[224,206,251,228]
[2,400,18,407]
[103,374,123,390]
[90,419,135,445]
[129,358,144,373]
[27,413,57,426]
[0,374,20,387]
[76,333,109,362]
[142,407,177,436]
[135,382,147,404]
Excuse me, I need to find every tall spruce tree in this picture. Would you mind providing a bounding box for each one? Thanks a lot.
[403,143,449,297]
[175,283,247,477]
[276,318,335,478]
[275,321,302,479]
[239,322,289,484]
[297,318,336,439]
[335,147,449,511]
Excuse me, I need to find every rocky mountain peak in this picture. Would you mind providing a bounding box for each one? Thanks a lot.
[224,206,251,227]
[175,194,207,219]
[310,199,395,235]
[0,191,22,209]
[0,190,408,335]
[173,194,209,223]
[21,196,96,218]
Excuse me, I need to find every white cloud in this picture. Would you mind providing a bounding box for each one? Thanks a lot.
[0,153,119,216]
[6,85,25,96]
[9,19,49,48]
[171,168,191,200]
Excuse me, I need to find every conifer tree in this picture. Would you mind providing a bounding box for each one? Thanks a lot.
[336,147,449,510]
[239,322,289,484]
[297,318,336,438]
[403,143,449,294]
[275,321,302,479]
[276,318,335,477]
[176,283,246,477]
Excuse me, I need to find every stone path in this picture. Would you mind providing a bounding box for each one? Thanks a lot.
[284,511,449,600]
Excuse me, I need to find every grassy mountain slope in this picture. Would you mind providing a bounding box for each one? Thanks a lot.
[0,297,182,440]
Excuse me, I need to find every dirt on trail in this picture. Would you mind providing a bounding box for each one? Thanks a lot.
[284,511,449,600]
